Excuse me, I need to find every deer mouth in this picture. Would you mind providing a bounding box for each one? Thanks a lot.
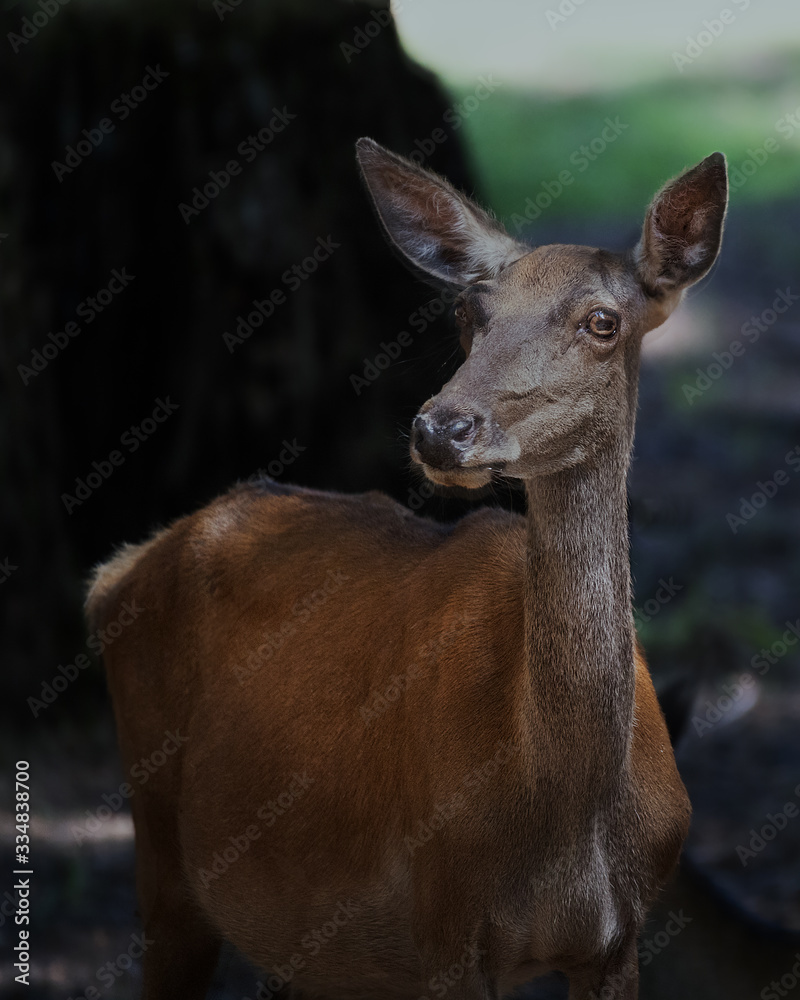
[414,459,506,490]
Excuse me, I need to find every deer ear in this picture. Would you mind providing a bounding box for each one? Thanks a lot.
[356,137,529,288]
[634,152,728,297]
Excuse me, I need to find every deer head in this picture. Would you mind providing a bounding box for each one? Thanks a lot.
[357,138,727,487]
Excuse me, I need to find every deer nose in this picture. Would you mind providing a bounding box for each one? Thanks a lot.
[449,415,479,443]
[411,411,482,469]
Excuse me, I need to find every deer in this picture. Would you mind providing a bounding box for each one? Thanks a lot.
[86,137,727,1000]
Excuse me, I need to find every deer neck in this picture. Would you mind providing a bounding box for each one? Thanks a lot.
[522,443,636,799]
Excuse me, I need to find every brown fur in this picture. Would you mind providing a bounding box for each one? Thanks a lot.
[88,485,686,998]
[87,142,727,999]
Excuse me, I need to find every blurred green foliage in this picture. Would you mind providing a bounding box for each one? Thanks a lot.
[444,61,800,223]
[636,590,785,661]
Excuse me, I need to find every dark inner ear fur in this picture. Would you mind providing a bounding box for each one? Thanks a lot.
[637,152,728,296]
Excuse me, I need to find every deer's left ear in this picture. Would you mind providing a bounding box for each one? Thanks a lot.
[634,152,728,297]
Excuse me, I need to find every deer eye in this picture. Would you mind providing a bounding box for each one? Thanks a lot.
[587,310,618,338]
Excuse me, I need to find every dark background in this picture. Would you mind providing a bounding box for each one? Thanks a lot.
[1,1,799,997]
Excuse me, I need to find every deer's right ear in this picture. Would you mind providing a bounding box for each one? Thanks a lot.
[634,152,728,298]
[356,137,529,288]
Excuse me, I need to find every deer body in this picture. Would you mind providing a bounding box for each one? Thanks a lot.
[87,140,727,999]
